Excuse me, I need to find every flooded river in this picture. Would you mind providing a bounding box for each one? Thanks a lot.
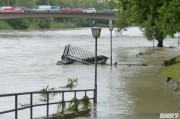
[0,27,180,119]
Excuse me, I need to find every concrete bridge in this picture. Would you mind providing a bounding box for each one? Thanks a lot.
[0,13,117,22]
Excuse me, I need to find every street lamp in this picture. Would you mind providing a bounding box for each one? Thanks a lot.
[91,27,101,103]
[109,25,113,66]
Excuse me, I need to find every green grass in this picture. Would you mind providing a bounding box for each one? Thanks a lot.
[27,22,40,29]
[0,20,12,30]
[161,63,180,80]
[175,55,180,62]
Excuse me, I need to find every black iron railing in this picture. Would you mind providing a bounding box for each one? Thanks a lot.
[60,44,108,64]
[0,89,94,119]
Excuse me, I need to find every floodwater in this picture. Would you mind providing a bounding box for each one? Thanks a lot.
[0,27,180,119]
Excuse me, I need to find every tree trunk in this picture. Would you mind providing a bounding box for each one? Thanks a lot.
[154,29,165,47]
[157,40,163,47]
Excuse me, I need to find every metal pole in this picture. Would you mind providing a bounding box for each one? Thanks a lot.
[46,92,49,118]
[30,93,33,119]
[110,30,112,66]
[94,37,97,103]
[153,39,154,53]
[178,33,180,47]
[62,92,64,114]
[15,95,18,119]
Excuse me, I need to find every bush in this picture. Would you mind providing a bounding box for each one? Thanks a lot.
[38,18,52,29]
[0,20,12,29]
[7,19,30,29]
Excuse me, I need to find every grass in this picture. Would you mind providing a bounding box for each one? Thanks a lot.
[0,20,13,30]
[161,63,180,80]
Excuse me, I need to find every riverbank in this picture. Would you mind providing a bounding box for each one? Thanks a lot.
[0,18,109,30]
[0,20,77,30]
[162,56,180,95]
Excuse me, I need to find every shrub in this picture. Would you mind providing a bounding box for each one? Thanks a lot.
[7,19,30,29]
[38,18,52,29]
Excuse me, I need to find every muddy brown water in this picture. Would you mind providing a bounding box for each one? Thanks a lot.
[0,27,179,119]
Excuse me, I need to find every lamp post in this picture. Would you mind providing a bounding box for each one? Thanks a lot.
[91,27,101,103]
[153,38,155,53]
[109,25,113,66]
[178,32,180,47]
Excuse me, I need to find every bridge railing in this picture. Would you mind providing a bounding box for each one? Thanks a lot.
[0,89,95,119]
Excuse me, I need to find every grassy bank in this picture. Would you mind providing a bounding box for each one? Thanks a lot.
[161,63,180,80]
[27,21,77,30]
[161,55,180,80]
[0,21,13,30]
[0,19,78,30]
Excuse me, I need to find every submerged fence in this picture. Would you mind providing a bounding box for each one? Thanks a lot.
[0,89,94,119]
[59,44,108,64]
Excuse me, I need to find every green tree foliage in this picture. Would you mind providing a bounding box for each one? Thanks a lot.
[17,0,36,8]
[0,20,12,29]
[7,19,30,29]
[158,0,180,36]
[38,18,52,29]
[115,0,180,47]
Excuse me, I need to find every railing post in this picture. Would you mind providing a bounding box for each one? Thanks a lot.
[93,89,96,103]
[15,95,18,119]
[85,91,87,96]
[62,92,65,114]
[30,93,33,119]
[46,92,49,118]
[74,91,76,98]
[67,44,70,55]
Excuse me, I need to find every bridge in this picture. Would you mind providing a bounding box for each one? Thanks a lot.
[0,12,117,21]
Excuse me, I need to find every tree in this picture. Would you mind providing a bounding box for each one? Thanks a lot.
[38,18,52,29]
[115,0,180,47]
[7,19,30,29]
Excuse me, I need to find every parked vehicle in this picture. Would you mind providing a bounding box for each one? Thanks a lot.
[51,6,60,13]
[83,8,96,13]
[99,9,114,14]
[0,6,24,12]
[60,8,71,13]
[0,6,12,10]
[112,9,121,12]
[24,9,34,13]
[14,7,25,12]
[33,5,51,12]
[70,8,83,13]
[15,6,26,11]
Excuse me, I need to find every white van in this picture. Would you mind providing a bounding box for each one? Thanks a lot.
[51,6,60,13]
[33,5,51,12]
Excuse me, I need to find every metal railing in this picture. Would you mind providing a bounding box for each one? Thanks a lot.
[61,44,108,64]
[0,89,95,119]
